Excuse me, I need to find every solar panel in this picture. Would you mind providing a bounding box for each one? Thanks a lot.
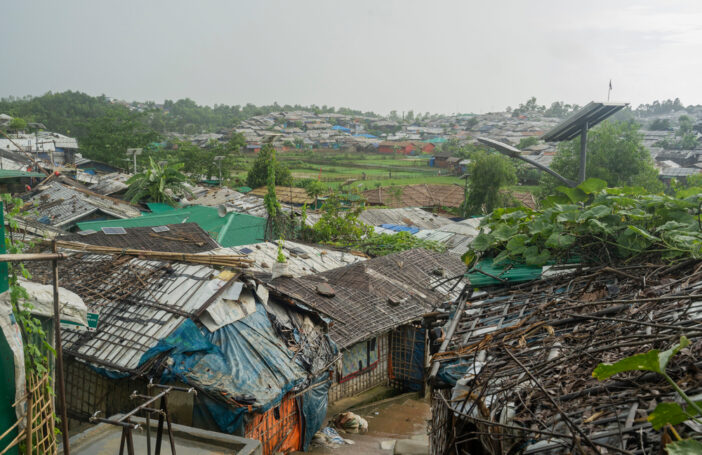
[102,227,126,235]
[151,226,170,232]
[77,230,96,236]
[239,247,254,254]
[542,102,629,142]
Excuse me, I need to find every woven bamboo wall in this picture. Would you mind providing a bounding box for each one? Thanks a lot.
[329,333,389,403]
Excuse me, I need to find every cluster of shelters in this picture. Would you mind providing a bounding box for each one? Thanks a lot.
[6,190,469,455]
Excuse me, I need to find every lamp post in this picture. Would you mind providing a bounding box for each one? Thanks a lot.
[480,102,629,187]
[214,156,224,186]
[125,148,142,174]
[477,137,577,187]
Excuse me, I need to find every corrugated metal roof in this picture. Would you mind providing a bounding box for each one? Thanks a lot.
[0,169,45,179]
[209,240,367,276]
[359,207,454,230]
[189,188,274,218]
[89,173,129,196]
[76,205,266,247]
[23,181,141,228]
[466,258,543,287]
[26,254,226,372]
[59,223,220,253]
[542,102,628,142]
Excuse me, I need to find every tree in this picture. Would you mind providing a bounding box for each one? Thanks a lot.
[226,132,246,153]
[304,180,327,207]
[517,136,539,150]
[246,144,292,189]
[539,121,663,197]
[464,151,517,214]
[8,117,27,131]
[544,102,572,118]
[649,118,671,131]
[678,115,694,135]
[78,109,161,166]
[309,193,372,243]
[125,157,191,206]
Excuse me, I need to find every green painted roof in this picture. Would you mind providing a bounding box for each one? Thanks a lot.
[466,258,542,287]
[146,202,176,214]
[427,137,448,144]
[235,186,252,193]
[76,205,266,247]
[0,170,45,180]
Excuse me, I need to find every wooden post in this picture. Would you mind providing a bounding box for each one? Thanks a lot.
[579,122,588,184]
[51,241,70,455]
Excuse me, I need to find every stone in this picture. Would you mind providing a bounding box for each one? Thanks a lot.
[316,283,336,297]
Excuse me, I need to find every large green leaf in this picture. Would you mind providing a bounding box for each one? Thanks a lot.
[492,224,519,242]
[592,350,662,379]
[664,439,702,455]
[506,235,528,255]
[541,193,571,208]
[556,186,588,203]
[648,401,702,430]
[471,232,493,252]
[627,225,661,243]
[593,337,689,380]
[461,250,476,267]
[578,205,612,221]
[659,336,690,371]
[544,232,576,249]
[577,178,607,194]
[524,246,551,266]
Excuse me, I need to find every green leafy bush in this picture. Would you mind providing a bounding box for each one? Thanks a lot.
[465,178,702,267]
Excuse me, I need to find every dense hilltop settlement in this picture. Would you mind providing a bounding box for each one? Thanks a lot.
[0,95,702,454]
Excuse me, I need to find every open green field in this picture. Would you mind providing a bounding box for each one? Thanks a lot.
[230,151,464,191]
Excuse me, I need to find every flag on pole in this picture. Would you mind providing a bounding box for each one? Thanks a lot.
[609,79,612,90]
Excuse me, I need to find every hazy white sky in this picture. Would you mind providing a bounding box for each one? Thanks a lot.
[2,0,702,114]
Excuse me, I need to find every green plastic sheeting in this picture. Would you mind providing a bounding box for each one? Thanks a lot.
[146,202,176,214]
[466,258,543,288]
[76,205,266,247]
[0,170,45,180]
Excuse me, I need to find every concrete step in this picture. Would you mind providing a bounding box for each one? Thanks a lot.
[394,438,428,455]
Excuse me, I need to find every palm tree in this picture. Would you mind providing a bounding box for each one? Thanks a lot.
[125,157,191,206]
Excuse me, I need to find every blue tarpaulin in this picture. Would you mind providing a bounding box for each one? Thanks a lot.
[138,304,308,434]
[380,224,420,234]
[332,125,351,133]
[301,375,331,451]
[391,326,425,391]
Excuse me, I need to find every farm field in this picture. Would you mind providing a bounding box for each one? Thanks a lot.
[230,151,465,191]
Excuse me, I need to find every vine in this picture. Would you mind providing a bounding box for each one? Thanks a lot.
[2,194,54,377]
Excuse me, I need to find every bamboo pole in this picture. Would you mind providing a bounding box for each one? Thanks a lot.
[53,241,253,268]
[52,241,70,455]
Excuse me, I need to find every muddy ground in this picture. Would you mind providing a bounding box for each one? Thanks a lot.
[297,394,430,455]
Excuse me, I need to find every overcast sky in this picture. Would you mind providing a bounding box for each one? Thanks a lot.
[2,1,702,114]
